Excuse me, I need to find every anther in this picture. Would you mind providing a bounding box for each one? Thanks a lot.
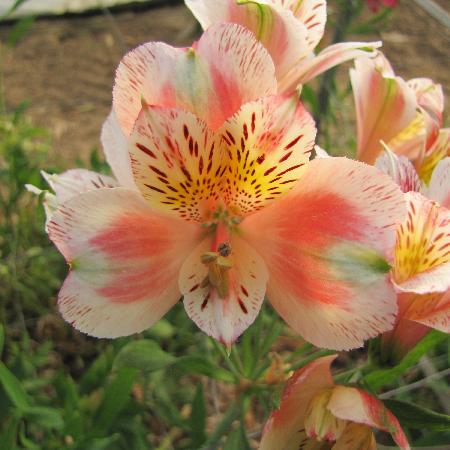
[218,242,231,257]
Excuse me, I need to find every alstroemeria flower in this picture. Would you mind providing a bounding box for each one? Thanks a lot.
[47,23,405,349]
[351,53,445,166]
[185,0,381,92]
[259,355,410,450]
[375,151,450,359]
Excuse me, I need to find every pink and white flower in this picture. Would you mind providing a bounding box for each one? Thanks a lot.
[47,24,405,349]
[259,355,410,450]
[185,0,381,92]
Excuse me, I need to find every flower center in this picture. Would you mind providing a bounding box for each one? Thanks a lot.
[304,390,347,442]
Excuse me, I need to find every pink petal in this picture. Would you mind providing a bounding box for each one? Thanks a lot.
[220,93,316,216]
[375,149,421,193]
[280,41,381,91]
[259,355,336,450]
[129,105,224,222]
[401,290,450,333]
[281,0,327,51]
[113,23,276,134]
[241,157,405,350]
[408,78,444,147]
[381,311,431,362]
[351,55,418,164]
[420,128,450,184]
[394,192,450,295]
[42,169,119,203]
[328,386,410,450]
[179,235,268,347]
[186,0,310,84]
[314,144,330,158]
[426,157,450,208]
[48,188,201,338]
[101,111,138,190]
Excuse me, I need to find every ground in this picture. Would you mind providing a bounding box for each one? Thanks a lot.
[1,0,449,165]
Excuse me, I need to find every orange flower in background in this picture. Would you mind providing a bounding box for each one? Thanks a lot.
[44,23,407,349]
[259,355,410,450]
[185,0,381,91]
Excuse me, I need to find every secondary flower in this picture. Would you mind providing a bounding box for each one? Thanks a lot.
[259,355,410,449]
[47,24,405,349]
[185,0,381,92]
[351,53,446,166]
[375,151,450,359]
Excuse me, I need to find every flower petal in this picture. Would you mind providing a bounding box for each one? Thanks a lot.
[426,157,450,208]
[220,93,316,216]
[375,149,421,193]
[241,157,405,350]
[351,55,417,164]
[279,0,327,51]
[328,386,410,450]
[381,312,431,362]
[42,169,119,202]
[419,128,450,184]
[113,23,277,134]
[280,41,381,91]
[401,290,450,333]
[394,192,450,294]
[179,235,268,346]
[47,188,201,338]
[186,0,310,83]
[129,106,224,222]
[408,78,444,147]
[259,355,336,450]
[332,423,376,450]
[101,111,137,190]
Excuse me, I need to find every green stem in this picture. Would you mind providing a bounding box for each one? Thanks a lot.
[211,339,242,380]
[289,349,336,372]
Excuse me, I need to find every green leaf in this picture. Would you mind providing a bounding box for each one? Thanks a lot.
[222,426,252,450]
[173,356,235,383]
[85,434,122,450]
[0,361,29,409]
[113,339,175,373]
[7,16,35,47]
[0,414,21,450]
[19,422,40,450]
[384,399,450,431]
[190,384,206,447]
[22,406,64,430]
[93,368,138,436]
[365,331,448,390]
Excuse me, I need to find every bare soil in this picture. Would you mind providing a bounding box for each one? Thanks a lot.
[1,1,449,166]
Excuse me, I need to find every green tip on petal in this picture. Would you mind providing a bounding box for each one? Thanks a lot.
[186,47,196,58]
[328,242,392,284]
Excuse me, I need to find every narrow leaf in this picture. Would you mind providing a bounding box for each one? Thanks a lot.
[190,384,206,447]
[0,361,29,409]
[93,368,138,436]
[384,399,450,432]
[174,356,235,383]
[113,339,175,373]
